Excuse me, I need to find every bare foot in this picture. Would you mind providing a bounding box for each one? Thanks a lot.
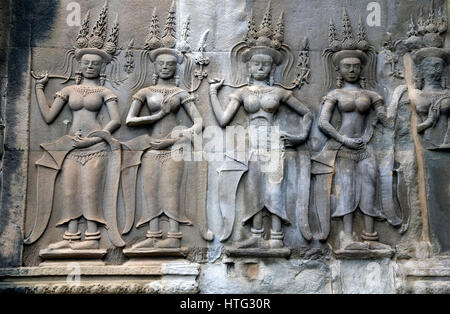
[344,241,370,251]
[48,240,71,250]
[339,231,369,251]
[155,238,181,248]
[70,240,99,250]
[130,238,156,249]
[269,239,284,249]
[366,241,392,250]
[235,237,269,249]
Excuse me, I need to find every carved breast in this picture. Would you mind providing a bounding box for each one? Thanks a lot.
[336,90,372,114]
[68,85,105,112]
[243,87,281,115]
[145,87,181,114]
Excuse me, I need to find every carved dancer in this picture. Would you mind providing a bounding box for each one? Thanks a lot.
[209,2,312,249]
[124,3,203,249]
[312,9,394,251]
[399,1,450,252]
[403,2,450,148]
[25,3,125,251]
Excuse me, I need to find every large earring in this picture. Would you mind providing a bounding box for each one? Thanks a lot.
[414,76,423,90]
[174,75,180,87]
[336,73,343,88]
[152,73,159,86]
[269,74,274,86]
[247,73,252,86]
[99,73,106,86]
[360,76,367,89]
[269,67,276,86]
[75,71,82,85]
[441,76,447,89]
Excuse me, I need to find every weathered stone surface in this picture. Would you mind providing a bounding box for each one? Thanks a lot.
[199,258,331,294]
[331,258,396,294]
[0,0,449,294]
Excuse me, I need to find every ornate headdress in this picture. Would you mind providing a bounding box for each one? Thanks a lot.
[241,1,284,65]
[231,1,295,85]
[59,1,122,84]
[404,1,450,65]
[133,1,185,89]
[74,1,119,62]
[323,8,377,88]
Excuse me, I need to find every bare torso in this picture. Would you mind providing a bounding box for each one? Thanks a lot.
[136,86,188,139]
[63,84,115,137]
[236,86,289,124]
[329,88,378,138]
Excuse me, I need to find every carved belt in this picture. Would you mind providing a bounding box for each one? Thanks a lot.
[337,149,369,162]
[66,150,107,165]
[143,147,184,163]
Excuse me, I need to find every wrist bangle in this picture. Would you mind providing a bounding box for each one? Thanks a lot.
[36,84,45,90]
[210,89,217,95]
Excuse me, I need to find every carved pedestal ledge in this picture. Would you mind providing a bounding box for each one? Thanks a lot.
[333,249,395,260]
[123,247,190,258]
[0,261,200,294]
[224,248,291,258]
[39,249,107,260]
[397,258,450,294]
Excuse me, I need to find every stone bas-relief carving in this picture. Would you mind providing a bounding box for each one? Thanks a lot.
[209,2,312,257]
[26,3,125,259]
[121,2,211,257]
[390,1,450,253]
[0,0,450,294]
[311,8,401,258]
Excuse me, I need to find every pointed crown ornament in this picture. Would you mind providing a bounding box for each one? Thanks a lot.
[242,1,284,65]
[74,1,119,63]
[323,8,377,88]
[143,1,183,64]
[404,1,450,65]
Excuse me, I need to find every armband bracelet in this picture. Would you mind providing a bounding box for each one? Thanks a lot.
[54,92,68,102]
[105,96,118,104]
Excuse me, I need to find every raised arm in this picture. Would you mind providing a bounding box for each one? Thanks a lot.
[35,75,67,124]
[209,79,241,127]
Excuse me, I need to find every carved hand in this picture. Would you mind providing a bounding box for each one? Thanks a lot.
[342,136,365,150]
[72,135,102,149]
[150,138,178,150]
[280,131,307,147]
[417,102,440,133]
[36,72,49,88]
[161,103,172,115]
[209,78,224,93]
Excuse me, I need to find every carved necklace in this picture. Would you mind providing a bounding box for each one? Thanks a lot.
[146,86,180,97]
[73,85,104,97]
[419,90,450,108]
[247,86,275,96]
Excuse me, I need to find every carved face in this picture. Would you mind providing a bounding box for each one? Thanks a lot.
[421,57,445,85]
[339,57,362,83]
[80,54,104,79]
[154,54,178,79]
[248,54,273,81]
